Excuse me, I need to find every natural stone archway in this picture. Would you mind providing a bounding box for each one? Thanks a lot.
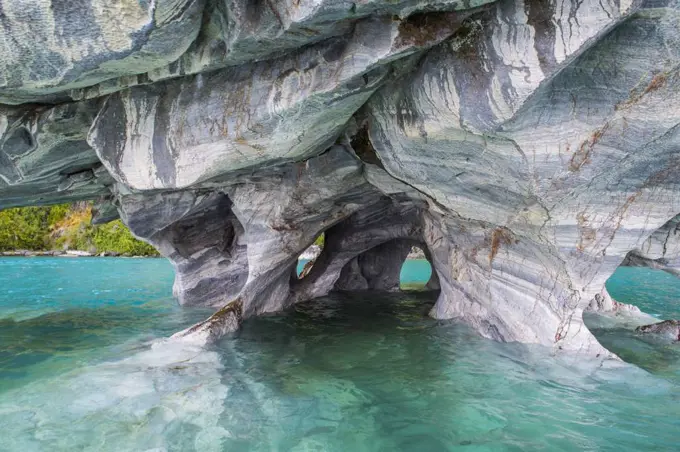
[1,0,680,357]
[397,245,439,291]
[583,213,680,315]
[622,214,680,277]
[297,233,324,280]
[287,197,427,303]
[160,146,398,343]
[334,239,415,292]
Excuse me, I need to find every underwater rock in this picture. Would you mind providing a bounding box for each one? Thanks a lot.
[636,320,680,342]
[585,289,641,314]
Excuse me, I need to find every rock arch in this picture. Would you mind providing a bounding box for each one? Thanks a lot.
[0,0,679,357]
[622,214,680,277]
[334,239,415,292]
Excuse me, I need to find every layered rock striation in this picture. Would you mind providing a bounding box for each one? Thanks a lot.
[622,214,680,276]
[1,0,680,355]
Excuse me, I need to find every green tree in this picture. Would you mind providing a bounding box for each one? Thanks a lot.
[93,220,158,256]
[0,207,51,250]
[0,203,159,256]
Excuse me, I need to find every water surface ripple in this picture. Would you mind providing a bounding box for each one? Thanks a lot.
[0,258,678,451]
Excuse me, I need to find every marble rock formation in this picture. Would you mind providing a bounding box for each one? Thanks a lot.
[622,214,680,276]
[636,320,680,341]
[1,0,680,356]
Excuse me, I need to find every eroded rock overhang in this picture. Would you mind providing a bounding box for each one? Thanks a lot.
[1,0,679,356]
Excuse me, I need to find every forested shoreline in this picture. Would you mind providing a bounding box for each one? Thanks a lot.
[0,203,158,256]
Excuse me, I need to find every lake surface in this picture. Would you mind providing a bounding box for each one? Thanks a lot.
[0,258,678,451]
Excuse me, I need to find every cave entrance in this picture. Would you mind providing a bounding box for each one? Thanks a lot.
[296,232,324,279]
[333,240,439,294]
[399,246,436,291]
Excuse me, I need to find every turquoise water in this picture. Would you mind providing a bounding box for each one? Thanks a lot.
[606,267,680,319]
[0,258,678,451]
[298,259,432,285]
[398,258,432,285]
[586,267,680,379]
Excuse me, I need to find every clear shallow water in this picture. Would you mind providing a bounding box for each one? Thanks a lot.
[0,258,678,451]
[585,267,680,379]
[0,258,212,394]
[606,267,680,319]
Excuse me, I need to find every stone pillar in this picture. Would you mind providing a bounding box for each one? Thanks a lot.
[118,191,249,308]
[422,211,612,355]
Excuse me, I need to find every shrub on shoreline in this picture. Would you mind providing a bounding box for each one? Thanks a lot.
[0,203,159,256]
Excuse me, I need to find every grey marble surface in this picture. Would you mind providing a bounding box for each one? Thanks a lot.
[0,0,679,355]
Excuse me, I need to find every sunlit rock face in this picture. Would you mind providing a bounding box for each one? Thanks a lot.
[0,0,679,355]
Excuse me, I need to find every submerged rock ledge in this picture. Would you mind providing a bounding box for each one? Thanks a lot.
[636,320,680,342]
[1,0,680,356]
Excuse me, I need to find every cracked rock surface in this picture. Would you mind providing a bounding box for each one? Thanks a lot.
[623,214,680,276]
[636,320,680,341]
[1,0,679,356]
